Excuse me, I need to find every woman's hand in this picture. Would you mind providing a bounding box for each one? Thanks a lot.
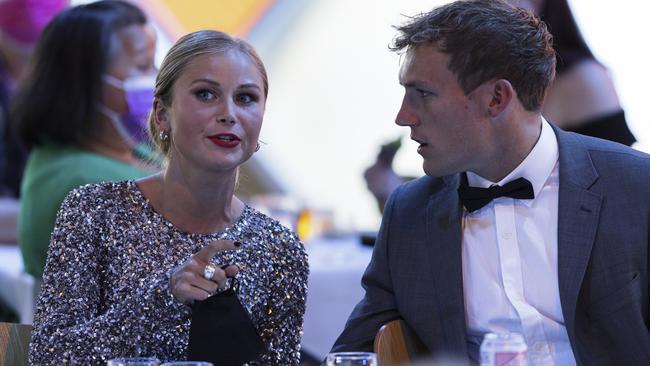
[170,240,241,304]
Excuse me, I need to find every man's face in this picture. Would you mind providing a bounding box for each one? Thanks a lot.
[395,44,489,177]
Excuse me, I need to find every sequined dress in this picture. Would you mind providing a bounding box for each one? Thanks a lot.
[29,181,309,365]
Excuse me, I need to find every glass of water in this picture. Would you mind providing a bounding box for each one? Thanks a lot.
[107,357,160,366]
[326,352,379,366]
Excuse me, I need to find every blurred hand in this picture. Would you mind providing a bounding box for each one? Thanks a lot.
[169,240,240,304]
[364,161,406,213]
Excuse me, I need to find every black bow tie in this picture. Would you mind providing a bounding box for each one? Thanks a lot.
[457,176,534,212]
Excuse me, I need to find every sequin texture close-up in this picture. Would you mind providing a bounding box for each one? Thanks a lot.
[29,181,309,365]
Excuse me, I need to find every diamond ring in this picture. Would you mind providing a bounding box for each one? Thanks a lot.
[203,263,217,280]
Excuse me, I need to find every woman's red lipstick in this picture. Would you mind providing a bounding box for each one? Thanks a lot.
[208,133,241,148]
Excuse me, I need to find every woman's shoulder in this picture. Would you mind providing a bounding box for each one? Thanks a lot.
[544,59,621,126]
[28,145,150,181]
[60,180,138,211]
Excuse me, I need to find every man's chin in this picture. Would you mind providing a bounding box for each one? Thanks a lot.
[423,163,454,178]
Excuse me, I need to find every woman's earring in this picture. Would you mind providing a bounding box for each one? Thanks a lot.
[159,130,169,142]
[255,142,260,152]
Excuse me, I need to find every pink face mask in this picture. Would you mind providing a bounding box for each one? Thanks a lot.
[102,74,156,146]
[0,0,68,46]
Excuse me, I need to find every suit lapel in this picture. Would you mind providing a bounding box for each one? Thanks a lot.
[425,174,468,355]
[554,126,602,345]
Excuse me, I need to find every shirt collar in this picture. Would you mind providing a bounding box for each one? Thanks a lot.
[466,118,559,206]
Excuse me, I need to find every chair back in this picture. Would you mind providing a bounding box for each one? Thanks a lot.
[0,322,32,366]
[374,319,427,366]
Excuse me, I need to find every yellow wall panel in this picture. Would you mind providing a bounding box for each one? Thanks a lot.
[138,0,273,40]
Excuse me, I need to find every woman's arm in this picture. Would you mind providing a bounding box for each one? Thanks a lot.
[28,185,188,366]
[543,59,622,128]
[263,229,309,365]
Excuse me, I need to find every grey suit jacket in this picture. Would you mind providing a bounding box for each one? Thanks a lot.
[331,126,650,365]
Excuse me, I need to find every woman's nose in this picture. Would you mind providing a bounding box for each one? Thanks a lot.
[217,100,236,124]
[218,115,236,124]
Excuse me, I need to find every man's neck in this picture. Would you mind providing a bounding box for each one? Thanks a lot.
[472,114,543,182]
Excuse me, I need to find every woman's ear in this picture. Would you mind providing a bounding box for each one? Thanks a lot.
[153,98,170,131]
[487,79,515,117]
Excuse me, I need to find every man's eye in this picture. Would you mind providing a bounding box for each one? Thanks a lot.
[416,89,432,98]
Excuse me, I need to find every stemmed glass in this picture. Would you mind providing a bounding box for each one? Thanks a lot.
[160,363,214,366]
[326,352,379,366]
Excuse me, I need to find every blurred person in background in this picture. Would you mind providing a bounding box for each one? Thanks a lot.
[0,0,68,242]
[363,137,410,214]
[331,1,650,364]
[508,0,636,145]
[0,0,67,323]
[29,29,308,365]
[11,0,158,281]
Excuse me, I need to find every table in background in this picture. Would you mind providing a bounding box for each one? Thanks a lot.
[302,234,373,359]
[0,244,37,324]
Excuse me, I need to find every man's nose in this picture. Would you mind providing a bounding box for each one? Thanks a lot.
[395,101,418,127]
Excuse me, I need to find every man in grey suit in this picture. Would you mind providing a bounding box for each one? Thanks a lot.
[330,0,650,365]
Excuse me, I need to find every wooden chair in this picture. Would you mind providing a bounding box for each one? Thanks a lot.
[374,319,428,366]
[0,322,32,366]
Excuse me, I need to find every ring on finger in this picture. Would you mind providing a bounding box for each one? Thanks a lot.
[203,263,217,280]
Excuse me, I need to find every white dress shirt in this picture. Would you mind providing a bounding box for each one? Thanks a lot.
[462,119,576,365]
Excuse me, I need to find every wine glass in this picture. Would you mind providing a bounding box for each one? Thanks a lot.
[326,352,379,366]
[160,363,214,366]
[107,357,160,366]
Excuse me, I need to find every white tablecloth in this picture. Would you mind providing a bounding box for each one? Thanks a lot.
[0,244,37,324]
[301,235,374,359]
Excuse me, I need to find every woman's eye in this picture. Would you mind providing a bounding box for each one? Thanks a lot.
[195,90,215,101]
[237,93,258,104]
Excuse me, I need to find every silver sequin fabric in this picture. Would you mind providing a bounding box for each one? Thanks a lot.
[29,181,309,365]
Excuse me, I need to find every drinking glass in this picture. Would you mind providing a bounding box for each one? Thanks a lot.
[326,352,379,366]
[160,363,213,366]
[107,357,160,366]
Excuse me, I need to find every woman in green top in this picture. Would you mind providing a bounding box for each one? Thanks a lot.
[12,0,159,278]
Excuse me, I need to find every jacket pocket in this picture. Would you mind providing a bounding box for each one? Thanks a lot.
[586,272,641,319]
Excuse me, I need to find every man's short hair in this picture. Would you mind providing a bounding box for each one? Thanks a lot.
[391,0,556,111]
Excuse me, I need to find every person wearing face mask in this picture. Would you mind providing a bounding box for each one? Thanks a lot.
[11,0,158,281]
[28,30,308,365]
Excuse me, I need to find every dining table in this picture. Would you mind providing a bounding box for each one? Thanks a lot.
[0,244,37,324]
[301,233,374,359]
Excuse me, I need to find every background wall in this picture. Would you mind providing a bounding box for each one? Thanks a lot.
[76,0,649,230]
[255,0,650,230]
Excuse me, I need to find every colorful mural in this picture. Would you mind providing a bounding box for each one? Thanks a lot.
[134,0,274,41]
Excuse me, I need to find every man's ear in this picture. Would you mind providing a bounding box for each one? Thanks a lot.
[487,79,514,117]
[153,98,170,131]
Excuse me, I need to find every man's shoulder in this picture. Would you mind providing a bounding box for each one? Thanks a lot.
[387,174,454,211]
[557,130,650,195]
[560,130,650,171]
[394,175,443,197]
